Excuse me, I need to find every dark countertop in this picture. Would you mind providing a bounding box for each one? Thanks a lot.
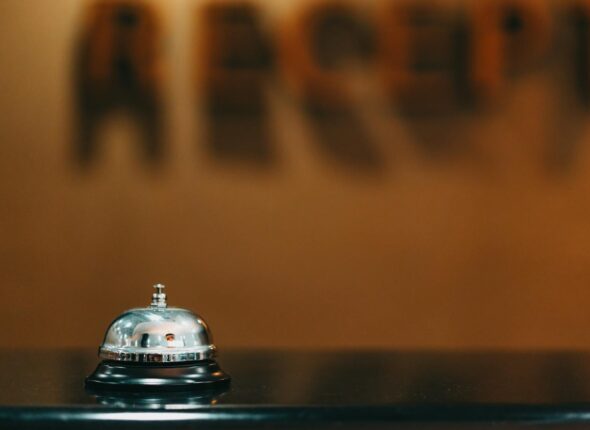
[2,349,590,428]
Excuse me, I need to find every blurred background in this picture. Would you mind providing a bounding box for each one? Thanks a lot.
[2,0,590,350]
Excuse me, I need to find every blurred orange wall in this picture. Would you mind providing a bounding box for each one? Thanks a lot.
[2,0,590,350]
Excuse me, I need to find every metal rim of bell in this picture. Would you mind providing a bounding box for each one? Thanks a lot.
[99,345,217,363]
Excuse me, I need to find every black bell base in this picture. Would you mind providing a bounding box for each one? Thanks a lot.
[85,360,231,391]
[89,388,228,407]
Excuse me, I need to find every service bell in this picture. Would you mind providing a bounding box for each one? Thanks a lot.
[85,284,230,390]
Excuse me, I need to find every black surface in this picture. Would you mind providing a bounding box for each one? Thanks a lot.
[3,349,590,428]
[85,360,231,390]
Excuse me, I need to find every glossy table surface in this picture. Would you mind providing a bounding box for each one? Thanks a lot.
[3,349,590,428]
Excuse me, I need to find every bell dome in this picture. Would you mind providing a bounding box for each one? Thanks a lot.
[99,284,217,363]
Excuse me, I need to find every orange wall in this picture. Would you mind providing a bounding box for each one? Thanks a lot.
[2,0,590,350]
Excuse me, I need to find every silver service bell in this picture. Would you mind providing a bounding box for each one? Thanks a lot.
[86,284,231,390]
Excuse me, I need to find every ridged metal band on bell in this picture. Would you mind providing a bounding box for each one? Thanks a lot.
[99,346,217,363]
